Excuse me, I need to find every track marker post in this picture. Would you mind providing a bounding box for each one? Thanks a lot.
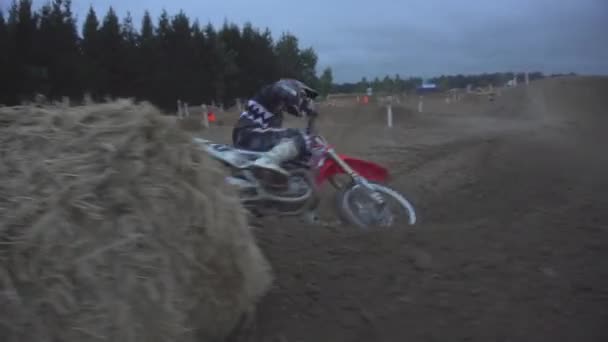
[387,96,393,128]
[201,104,209,128]
[177,99,183,119]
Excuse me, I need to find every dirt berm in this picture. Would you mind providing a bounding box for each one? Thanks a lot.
[0,100,272,342]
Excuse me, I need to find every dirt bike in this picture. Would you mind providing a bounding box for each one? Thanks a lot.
[192,114,417,229]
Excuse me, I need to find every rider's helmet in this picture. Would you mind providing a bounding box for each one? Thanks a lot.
[273,79,319,117]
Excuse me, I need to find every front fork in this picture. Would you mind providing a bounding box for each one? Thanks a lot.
[325,148,386,206]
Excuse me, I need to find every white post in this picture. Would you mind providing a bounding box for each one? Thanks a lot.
[387,104,393,128]
[84,92,93,105]
[177,100,183,119]
[525,72,530,85]
[418,96,423,113]
[184,102,190,117]
[201,104,209,128]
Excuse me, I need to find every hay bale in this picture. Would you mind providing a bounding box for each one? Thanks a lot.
[0,100,272,342]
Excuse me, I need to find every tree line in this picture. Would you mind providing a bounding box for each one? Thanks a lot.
[332,71,577,95]
[0,0,334,109]
[332,75,424,94]
[428,72,546,90]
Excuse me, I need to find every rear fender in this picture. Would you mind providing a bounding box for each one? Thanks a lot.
[315,154,389,186]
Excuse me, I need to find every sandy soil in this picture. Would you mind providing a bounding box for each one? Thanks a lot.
[204,76,608,342]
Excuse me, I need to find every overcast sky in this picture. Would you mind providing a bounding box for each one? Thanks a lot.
[9,0,608,82]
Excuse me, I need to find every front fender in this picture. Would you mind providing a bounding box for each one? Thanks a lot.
[315,154,389,186]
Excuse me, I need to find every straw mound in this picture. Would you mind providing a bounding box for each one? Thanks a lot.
[0,100,272,342]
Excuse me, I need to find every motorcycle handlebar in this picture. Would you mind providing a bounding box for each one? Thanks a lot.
[306,111,318,135]
[305,111,330,148]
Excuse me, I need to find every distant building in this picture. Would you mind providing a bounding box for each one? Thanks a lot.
[416,82,438,94]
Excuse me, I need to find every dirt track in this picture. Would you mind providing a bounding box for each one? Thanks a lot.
[212,77,608,342]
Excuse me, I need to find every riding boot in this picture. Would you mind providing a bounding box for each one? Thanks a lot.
[251,139,299,176]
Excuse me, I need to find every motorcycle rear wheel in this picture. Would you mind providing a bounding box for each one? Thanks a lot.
[336,181,417,229]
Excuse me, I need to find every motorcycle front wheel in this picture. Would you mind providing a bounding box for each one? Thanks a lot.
[336,181,417,229]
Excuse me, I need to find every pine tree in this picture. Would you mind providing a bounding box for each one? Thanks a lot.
[275,32,301,79]
[259,27,278,83]
[120,12,138,97]
[382,75,394,93]
[170,11,194,104]
[0,4,326,109]
[0,10,10,104]
[97,6,123,97]
[81,6,100,97]
[11,0,40,99]
[38,0,81,98]
[299,47,319,88]
[219,21,242,103]
[189,19,207,102]
[319,67,333,98]
[134,10,155,100]
[152,10,173,107]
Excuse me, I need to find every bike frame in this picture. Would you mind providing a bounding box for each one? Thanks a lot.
[307,133,389,207]
[306,114,388,183]
[315,149,389,186]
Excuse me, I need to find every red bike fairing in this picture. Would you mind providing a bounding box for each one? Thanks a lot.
[315,154,389,186]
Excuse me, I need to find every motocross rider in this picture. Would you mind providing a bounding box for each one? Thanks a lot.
[232,78,319,177]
